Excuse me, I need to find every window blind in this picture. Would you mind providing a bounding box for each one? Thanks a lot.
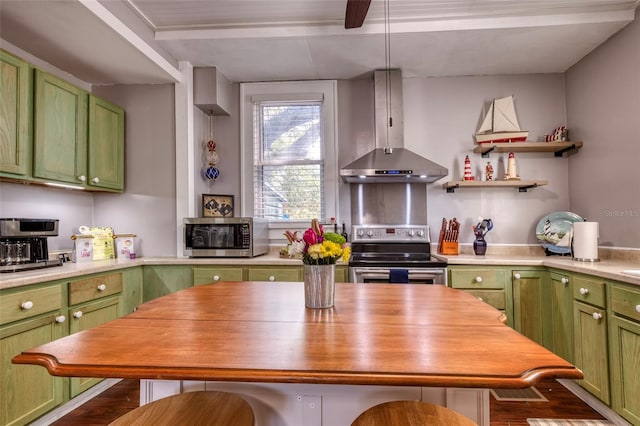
[253,101,326,221]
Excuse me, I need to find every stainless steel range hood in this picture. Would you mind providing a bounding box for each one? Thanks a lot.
[340,70,448,183]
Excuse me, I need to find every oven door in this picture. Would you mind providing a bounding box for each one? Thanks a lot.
[350,267,447,285]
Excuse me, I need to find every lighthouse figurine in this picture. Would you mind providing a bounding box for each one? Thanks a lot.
[504,152,520,181]
[463,155,473,181]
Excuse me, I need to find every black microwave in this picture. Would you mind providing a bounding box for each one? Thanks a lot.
[183,217,269,258]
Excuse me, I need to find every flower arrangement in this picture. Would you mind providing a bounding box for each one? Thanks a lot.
[282,219,350,265]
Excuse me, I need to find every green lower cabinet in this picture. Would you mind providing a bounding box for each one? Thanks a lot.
[335,265,348,283]
[609,315,640,425]
[193,266,245,285]
[0,313,66,426]
[121,266,143,315]
[608,282,640,425]
[511,268,551,349]
[68,296,121,397]
[448,266,508,321]
[549,271,574,363]
[247,266,301,282]
[573,300,609,404]
[143,265,194,302]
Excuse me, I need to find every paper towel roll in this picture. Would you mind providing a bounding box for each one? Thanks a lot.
[573,222,599,261]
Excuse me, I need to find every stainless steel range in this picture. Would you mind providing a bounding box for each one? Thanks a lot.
[349,224,447,284]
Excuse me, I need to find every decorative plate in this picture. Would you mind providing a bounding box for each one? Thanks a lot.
[535,211,584,254]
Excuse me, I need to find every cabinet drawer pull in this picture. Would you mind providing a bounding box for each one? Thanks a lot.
[55,315,66,323]
[561,277,569,284]
[91,177,100,184]
[20,301,34,310]
[73,311,83,319]
[474,276,483,283]
[513,273,521,280]
[579,287,589,295]
[477,297,484,302]
[78,175,86,182]
[268,275,275,282]
[97,284,107,291]
[212,275,220,281]
[592,312,603,320]
[636,304,640,313]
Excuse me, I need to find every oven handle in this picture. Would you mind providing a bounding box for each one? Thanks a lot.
[352,268,446,280]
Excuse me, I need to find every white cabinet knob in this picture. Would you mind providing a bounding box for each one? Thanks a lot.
[592,312,603,320]
[55,315,66,323]
[635,305,640,313]
[561,277,569,284]
[212,275,220,282]
[73,311,83,319]
[268,276,275,282]
[475,276,483,283]
[579,287,589,295]
[77,175,86,182]
[514,273,521,280]
[21,301,34,310]
[91,177,100,183]
[97,284,106,291]
[477,297,484,302]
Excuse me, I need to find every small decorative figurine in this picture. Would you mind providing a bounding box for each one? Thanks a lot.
[463,155,473,181]
[485,161,494,181]
[503,152,520,181]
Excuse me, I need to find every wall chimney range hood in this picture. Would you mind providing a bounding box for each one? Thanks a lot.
[340,70,448,183]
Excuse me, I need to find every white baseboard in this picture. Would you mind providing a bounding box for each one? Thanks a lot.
[557,379,631,426]
[29,379,122,426]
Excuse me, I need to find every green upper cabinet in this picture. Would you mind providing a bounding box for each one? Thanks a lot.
[88,95,124,191]
[33,69,88,186]
[0,50,31,177]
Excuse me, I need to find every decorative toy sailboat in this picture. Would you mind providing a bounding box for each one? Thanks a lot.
[475,96,528,144]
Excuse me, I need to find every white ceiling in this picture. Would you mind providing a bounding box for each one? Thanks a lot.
[0,0,638,85]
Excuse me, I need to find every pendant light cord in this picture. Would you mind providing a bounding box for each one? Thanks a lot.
[384,0,393,153]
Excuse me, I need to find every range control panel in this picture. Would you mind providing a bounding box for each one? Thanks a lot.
[351,225,431,243]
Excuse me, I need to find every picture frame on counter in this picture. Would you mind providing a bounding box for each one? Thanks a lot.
[202,194,234,217]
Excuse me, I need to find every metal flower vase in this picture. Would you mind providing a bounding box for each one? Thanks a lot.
[303,264,335,308]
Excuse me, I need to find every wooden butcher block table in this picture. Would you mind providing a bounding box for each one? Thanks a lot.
[13,282,581,388]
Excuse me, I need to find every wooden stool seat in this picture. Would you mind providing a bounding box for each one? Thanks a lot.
[109,391,254,426]
[351,400,477,426]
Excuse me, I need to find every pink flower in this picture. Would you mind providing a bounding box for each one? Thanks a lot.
[303,228,318,246]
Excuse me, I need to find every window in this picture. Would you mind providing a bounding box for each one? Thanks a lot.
[240,81,338,224]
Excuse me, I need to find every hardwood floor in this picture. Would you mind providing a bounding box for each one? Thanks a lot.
[51,378,605,425]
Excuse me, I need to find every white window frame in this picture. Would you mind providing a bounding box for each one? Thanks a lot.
[240,80,339,230]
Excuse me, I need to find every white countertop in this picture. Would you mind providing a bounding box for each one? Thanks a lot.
[2,251,639,291]
[435,252,640,287]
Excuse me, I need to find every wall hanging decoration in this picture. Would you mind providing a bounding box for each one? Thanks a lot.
[202,194,234,217]
[203,114,220,181]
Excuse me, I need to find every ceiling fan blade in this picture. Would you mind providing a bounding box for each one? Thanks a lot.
[345,0,372,29]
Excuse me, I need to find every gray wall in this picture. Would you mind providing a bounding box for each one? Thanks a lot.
[2,15,638,254]
[91,84,176,257]
[565,8,640,249]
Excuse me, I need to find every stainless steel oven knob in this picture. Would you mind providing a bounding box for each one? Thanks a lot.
[366,230,374,237]
[408,230,415,237]
[417,230,424,237]
[356,229,364,237]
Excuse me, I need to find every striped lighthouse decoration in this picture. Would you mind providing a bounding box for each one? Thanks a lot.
[463,155,473,181]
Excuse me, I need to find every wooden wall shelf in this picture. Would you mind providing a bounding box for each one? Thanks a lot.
[443,180,548,193]
[473,141,583,158]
